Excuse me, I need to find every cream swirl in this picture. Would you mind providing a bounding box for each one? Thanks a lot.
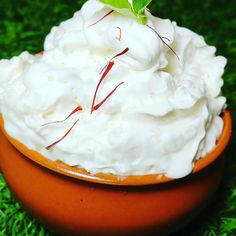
[0,0,227,178]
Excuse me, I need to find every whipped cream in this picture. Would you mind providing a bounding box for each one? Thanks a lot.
[0,0,227,178]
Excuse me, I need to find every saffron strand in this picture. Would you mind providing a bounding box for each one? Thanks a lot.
[146,25,179,60]
[46,118,80,150]
[91,48,129,113]
[99,47,129,75]
[91,61,115,113]
[88,10,114,27]
[42,105,83,126]
[92,82,124,112]
[110,47,129,61]
[116,27,122,41]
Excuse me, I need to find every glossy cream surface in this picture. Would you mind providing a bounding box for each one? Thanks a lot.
[0,0,227,178]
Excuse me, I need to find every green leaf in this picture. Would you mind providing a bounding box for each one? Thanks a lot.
[133,0,152,14]
[99,0,132,10]
[100,0,152,25]
[133,0,152,24]
[99,0,152,25]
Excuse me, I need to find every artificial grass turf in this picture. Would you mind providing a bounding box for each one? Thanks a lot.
[0,0,235,235]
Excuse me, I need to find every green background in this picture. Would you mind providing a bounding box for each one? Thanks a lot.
[0,0,235,235]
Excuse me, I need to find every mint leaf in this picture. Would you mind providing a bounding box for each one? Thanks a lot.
[99,0,152,25]
[133,0,152,14]
[99,0,132,10]
[133,0,152,24]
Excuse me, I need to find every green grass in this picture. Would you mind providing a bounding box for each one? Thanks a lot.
[0,0,236,235]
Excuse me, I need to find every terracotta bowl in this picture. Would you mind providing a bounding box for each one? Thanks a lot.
[0,111,232,235]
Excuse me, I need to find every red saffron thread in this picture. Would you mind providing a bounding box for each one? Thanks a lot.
[45,118,80,150]
[116,27,122,41]
[88,10,114,27]
[91,48,129,113]
[91,61,115,114]
[43,105,83,126]
[110,47,129,62]
[92,82,124,112]
[99,47,129,75]
[146,25,179,60]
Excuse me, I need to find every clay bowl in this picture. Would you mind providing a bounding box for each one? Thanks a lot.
[0,111,232,235]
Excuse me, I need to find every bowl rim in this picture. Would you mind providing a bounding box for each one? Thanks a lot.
[0,110,232,186]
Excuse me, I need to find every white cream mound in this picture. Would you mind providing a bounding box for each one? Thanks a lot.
[0,0,227,178]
